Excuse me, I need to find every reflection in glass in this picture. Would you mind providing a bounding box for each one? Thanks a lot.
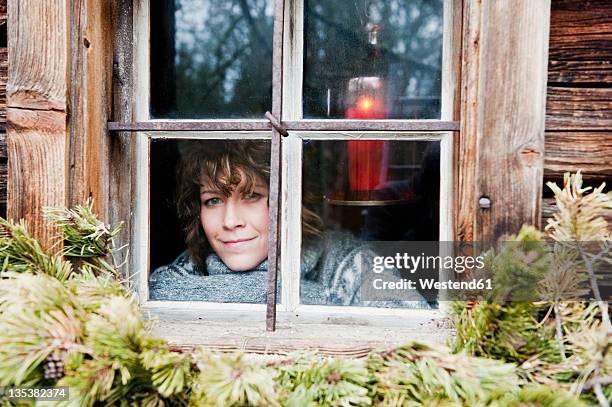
[300,140,440,306]
[304,0,443,119]
[149,139,273,303]
[150,1,274,118]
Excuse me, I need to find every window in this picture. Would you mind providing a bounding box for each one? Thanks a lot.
[118,0,459,340]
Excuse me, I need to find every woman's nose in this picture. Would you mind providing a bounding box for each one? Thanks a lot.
[222,201,245,229]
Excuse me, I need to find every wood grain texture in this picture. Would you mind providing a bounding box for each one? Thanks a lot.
[548,0,612,83]
[7,0,69,250]
[546,87,612,131]
[6,108,66,249]
[0,0,6,217]
[455,0,480,241]
[0,48,7,126]
[0,132,6,159]
[460,0,549,241]
[450,0,463,123]
[448,0,463,242]
[0,161,5,218]
[545,132,612,178]
[109,0,136,279]
[7,0,68,111]
[0,0,7,128]
[147,308,451,356]
[68,0,113,218]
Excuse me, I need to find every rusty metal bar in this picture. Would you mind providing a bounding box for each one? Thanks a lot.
[107,119,459,132]
[266,0,285,332]
[265,111,289,136]
[284,120,460,132]
[107,120,271,132]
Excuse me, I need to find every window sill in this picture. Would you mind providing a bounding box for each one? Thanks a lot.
[142,303,453,356]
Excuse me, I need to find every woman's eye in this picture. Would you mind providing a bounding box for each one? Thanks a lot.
[244,192,262,201]
[203,197,223,207]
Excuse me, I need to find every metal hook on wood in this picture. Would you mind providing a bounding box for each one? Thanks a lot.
[265,111,288,136]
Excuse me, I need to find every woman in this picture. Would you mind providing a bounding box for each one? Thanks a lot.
[149,140,428,307]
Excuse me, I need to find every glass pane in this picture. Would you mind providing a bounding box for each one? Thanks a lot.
[149,139,274,303]
[303,0,443,119]
[300,139,440,306]
[150,0,274,119]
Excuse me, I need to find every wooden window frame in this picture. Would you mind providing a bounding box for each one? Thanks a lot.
[108,0,461,341]
[5,0,550,353]
[109,0,459,330]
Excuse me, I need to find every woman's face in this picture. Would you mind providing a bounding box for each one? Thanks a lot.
[199,178,269,271]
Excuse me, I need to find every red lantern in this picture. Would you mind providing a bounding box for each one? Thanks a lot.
[345,77,389,195]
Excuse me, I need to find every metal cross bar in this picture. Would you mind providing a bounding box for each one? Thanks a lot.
[107,119,459,133]
[107,120,271,132]
[265,0,286,332]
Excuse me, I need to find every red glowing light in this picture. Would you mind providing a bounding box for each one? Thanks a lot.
[346,95,387,119]
[358,96,374,111]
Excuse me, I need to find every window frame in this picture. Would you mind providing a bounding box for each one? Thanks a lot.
[116,0,462,338]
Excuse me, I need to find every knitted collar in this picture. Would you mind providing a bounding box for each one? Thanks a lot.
[204,237,324,276]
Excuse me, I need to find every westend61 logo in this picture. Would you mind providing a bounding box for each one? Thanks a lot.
[361,241,610,303]
[360,242,495,302]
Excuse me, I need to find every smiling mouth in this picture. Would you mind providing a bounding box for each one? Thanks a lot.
[221,237,257,246]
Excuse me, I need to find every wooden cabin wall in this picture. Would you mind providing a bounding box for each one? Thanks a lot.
[0,0,6,218]
[542,0,612,226]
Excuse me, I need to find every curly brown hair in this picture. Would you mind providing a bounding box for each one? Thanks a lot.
[175,140,322,268]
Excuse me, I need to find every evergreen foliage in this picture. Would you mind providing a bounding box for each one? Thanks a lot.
[452,172,611,406]
[0,177,608,406]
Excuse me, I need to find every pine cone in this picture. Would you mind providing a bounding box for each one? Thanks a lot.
[43,352,66,381]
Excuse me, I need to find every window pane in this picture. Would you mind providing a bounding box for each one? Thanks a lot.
[149,138,274,303]
[303,0,443,119]
[150,0,274,119]
[300,139,440,306]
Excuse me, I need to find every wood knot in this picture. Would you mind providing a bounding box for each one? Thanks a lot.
[83,38,90,48]
[519,148,541,167]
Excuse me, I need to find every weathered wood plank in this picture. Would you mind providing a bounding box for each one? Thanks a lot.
[0,161,5,219]
[0,131,5,159]
[7,0,69,250]
[68,0,112,218]
[550,0,612,36]
[545,132,612,179]
[0,0,6,217]
[459,0,549,241]
[7,1,68,111]
[455,0,479,241]
[448,0,463,242]
[548,0,612,83]
[109,0,136,279]
[147,308,450,356]
[0,48,7,125]
[546,87,612,131]
[6,108,66,249]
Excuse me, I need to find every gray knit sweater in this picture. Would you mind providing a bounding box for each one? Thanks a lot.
[149,231,429,308]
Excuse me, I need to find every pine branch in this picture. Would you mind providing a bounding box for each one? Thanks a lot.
[553,302,567,361]
[578,244,611,333]
[546,172,612,333]
[45,199,123,276]
[0,218,73,281]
